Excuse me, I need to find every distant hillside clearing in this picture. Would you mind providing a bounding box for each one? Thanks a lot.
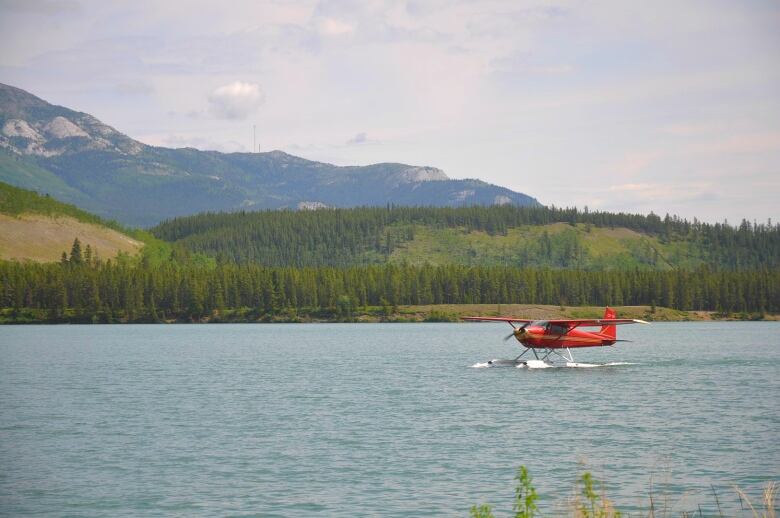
[0,213,142,262]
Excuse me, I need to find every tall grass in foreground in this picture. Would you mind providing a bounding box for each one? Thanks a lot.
[470,467,777,518]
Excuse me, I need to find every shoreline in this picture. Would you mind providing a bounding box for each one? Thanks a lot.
[2,304,777,324]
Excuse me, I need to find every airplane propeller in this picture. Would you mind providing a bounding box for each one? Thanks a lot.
[504,322,533,341]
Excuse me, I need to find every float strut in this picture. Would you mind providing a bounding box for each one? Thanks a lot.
[514,348,530,362]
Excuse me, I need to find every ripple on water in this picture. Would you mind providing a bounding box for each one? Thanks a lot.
[0,322,778,516]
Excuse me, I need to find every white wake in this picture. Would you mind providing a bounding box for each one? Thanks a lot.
[471,359,637,369]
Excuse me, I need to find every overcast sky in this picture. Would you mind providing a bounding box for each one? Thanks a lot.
[1,0,779,223]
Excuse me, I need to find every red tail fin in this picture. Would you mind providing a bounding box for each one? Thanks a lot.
[600,307,616,339]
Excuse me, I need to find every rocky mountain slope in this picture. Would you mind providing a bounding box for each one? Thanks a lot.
[0,83,539,226]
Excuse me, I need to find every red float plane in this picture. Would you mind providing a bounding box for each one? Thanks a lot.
[463,307,648,367]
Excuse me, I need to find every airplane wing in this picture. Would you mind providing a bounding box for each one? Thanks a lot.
[461,316,534,323]
[545,318,649,326]
[461,317,648,325]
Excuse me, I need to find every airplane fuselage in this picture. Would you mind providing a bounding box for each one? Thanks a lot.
[516,325,616,349]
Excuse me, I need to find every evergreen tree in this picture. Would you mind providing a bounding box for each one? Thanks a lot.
[69,238,83,265]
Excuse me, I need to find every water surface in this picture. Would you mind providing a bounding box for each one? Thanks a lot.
[1,323,778,516]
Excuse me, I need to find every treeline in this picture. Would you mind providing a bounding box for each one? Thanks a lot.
[2,259,777,322]
[150,205,780,269]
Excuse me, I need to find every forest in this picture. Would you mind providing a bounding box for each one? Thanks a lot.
[1,238,777,323]
[151,205,780,269]
[3,200,779,322]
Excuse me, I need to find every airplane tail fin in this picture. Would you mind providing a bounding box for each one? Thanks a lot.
[600,307,617,339]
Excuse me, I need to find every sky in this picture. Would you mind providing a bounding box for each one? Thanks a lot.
[1,0,779,224]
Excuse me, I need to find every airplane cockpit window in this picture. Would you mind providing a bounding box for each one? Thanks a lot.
[548,324,568,334]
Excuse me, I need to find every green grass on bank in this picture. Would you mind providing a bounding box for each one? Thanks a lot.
[468,465,777,518]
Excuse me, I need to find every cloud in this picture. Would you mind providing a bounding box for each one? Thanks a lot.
[490,51,574,77]
[610,151,662,177]
[346,132,369,145]
[207,81,265,120]
[573,181,720,219]
[317,17,354,37]
[605,182,718,205]
[662,122,725,137]
[161,134,246,153]
[114,82,154,96]
[692,132,780,155]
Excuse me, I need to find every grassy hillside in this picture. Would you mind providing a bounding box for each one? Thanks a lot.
[151,205,780,270]
[385,223,680,269]
[0,213,142,262]
[0,181,143,262]
[1,176,109,224]
[0,150,95,209]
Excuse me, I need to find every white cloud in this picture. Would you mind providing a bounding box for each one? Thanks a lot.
[207,81,265,120]
[609,151,662,177]
[662,122,725,137]
[317,17,354,36]
[160,134,246,153]
[114,82,154,96]
[691,132,780,155]
[346,132,368,145]
[594,182,721,214]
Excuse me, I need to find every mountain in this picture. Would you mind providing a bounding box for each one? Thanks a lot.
[0,83,540,227]
[0,181,142,262]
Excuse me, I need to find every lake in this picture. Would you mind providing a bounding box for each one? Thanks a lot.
[1,323,778,516]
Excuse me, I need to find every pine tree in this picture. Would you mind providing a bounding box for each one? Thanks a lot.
[69,238,83,265]
[84,244,93,267]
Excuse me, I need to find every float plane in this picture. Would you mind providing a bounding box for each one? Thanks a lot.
[463,307,648,368]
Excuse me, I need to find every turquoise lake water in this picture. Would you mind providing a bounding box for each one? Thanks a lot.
[1,322,778,516]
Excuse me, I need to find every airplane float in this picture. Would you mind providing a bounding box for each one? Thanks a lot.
[462,307,648,368]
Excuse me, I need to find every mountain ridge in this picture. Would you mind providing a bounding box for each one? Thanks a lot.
[0,83,540,226]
